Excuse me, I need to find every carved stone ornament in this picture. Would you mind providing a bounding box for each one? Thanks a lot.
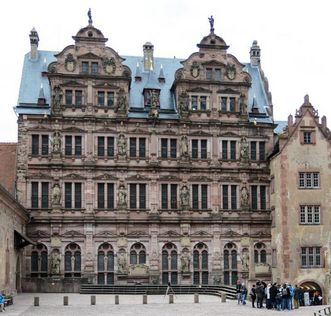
[52,86,62,114]
[178,92,189,115]
[65,53,76,72]
[103,57,116,74]
[226,63,236,80]
[190,61,200,78]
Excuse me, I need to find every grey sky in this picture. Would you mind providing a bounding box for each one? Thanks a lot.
[1,0,329,142]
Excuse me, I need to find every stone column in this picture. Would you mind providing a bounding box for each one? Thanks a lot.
[84,223,95,282]
[149,224,160,284]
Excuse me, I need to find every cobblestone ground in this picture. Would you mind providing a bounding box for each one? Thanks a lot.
[2,293,325,316]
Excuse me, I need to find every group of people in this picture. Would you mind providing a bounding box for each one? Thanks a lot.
[236,280,323,311]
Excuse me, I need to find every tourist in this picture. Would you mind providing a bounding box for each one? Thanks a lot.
[265,283,272,309]
[275,284,282,311]
[269,283,278,309]
[281,283,291,311]
[0,292,5,312]
[249,284,256,308]
[240,284,247,305]
[293,285,300,309]
[256,282,265,308]
[236,280,242,304]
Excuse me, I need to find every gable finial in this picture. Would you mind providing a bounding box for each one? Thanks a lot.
[208,15,214,33]
[88,8,93,25]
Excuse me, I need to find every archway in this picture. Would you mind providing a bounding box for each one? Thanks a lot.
[299,281,323,306]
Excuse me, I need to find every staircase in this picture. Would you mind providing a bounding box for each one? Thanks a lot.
[80,284,237,299]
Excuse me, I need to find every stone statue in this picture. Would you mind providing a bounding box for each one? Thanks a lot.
[180,135,189,159]
[117,184,127,208]
[178,93,189,115]
[150,90,159,108]
[117,95,127,112]
[240,137,249,162]
[52,131,61,154]
[71,255,75,271]
[88,8,92,24]
[51,183,61,206]
[241,186,249,208]
[208,15,214,32]
[52,87,62,113]
[180,185,190,208]
[117,134,127,158]
[241,252,249,271]
[180,252,190,273]
[51,251,61,275]
[117,252,127,274]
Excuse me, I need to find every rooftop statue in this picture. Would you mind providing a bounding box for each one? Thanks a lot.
[88,8,92,25]
[208,15,214,32]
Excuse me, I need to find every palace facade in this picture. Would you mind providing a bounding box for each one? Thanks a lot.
[15,15,277,292]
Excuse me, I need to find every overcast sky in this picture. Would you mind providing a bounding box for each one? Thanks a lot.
[0,0,330,142]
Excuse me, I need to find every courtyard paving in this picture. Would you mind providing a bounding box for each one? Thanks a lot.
[2,293,325,316]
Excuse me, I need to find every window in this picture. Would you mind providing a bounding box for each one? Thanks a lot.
[64,183,82,209]
[82,62,89,73]
[160,138,177,159]
[206,68,212,80]
[250,141,257,160]
[190,95,209,111]
[251,185,258,210]
[31,244,48,277]
[254,242,267,264]
[221,140,237,161]
[299,172,320,188]
[31,182,49,209]
[215,69,221,81]
[301,247,321,267]
[303,131,312,144]
[75,90,82,106]
[219,96,237,112]
[64,243,81,277]
[97,136,114,157]
[259,142,266,160]
[193,243,208,285]
[129,184,147,209]
[130,243,146,265]
[223,243,238,285]
[192,184,208,210]
[31,135,49,156]
[230,141,236,160]
[161,184,178,209]
[191,139,208,159]
[300,205,320,224]
[97,243,114,284]
[97,91,114,107]
[91,62,98,74]
[221,185,238,210]
[162,243,178,285]
[129,137,146,158]
[65,90,73,105]
[97,183,114,209]
[260,186,266,210]
[64,136,82,156]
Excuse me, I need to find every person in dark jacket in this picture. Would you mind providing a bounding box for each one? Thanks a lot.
[269,283,278,309]
[250,284,257,308]
[256,282,265,308]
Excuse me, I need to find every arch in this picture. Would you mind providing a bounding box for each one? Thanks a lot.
[64,243,81,277]
[161,243,178,285]
[31,243,48,277]
[299,280,324,306]
[130,242,146,265]
[254,242,267,263]
[223,242,237,285]
[193,242,208,285]
[97,242,114,284]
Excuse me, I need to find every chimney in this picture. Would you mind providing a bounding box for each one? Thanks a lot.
[321,115,327,129]
[37,84,46,105]
[143,42,154,71]
[158,64,165,83]
[250,40,260,67]
[29,27,39,61]
[135,62,142,82]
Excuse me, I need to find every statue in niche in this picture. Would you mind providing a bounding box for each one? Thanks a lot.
[51,183,61,206]
[150,90,159,108]
[180,185,190,209]
[240,186,249,208]
[117,134,127,158]
[180,251,190,273]
[52,87,62,113]
[117,252,127,274]
[178,93,189,115]
[180,135,189,159]
[241,252,249,271]
[50,251,61,275]
[52,131,61,154]
[240,137,249,162]
[117,95,127,112]
[117,184,127,208]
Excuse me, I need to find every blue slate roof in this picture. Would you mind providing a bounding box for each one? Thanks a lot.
[15,51,273,124]
[274,121,287,134]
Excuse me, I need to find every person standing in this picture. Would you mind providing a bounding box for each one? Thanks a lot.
[256,282,265,308]
[0,292,5,312]
[249,284,257,308]
[241,284,248,305]
[236,280,242,304]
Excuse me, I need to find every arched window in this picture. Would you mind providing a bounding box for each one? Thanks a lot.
[254,242,267,264]
[130,243,146,265]
[161,243,178,285]
[223,243,237,285]
[31,243,48,277]
[193,242,208,285]
[97,243,114,284]
[64,243,81,277]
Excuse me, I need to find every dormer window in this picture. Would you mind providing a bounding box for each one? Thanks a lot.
[206,68,212,80]
[91,62,98,74]
[82,62,89,74]
[215,69,221,81]
[144,89,160,107]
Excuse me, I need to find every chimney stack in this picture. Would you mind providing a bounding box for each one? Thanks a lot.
[29,27,39,61]
[143,42,154,71]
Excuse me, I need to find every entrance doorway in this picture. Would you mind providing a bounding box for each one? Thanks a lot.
[299,281,323,306]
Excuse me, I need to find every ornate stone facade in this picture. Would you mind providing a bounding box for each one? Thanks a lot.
[15,16,275,290]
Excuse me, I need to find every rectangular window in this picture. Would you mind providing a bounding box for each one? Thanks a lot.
[191,96,198,110]
[222,185,228,209]
[221,97,227,112]
[98,91,105,106]
[129,184,137,209]
[299,172,320,188]
[32,135,39,156]
[74,183,82,208]
[91,62,98,74]
[231,185,237,210]
[65,136,72,156]
[201,184,208,209]
[82,62,89,73]
[230,141,236,160]
[107,183,114,209]
[64,182,82,209]
[251,185,258,210]
[161,139,167,158]
[301,247,321,267]
[65,90,73,105]
[260,185,266,209]
[200,96,207,111]
[31,182,39,208]
[229,97,235,112]
[192,140,198,159]
[41,182,49,209]
[206,68,212,80]
[139,184,146,209]
[161,184,168,209]
[201,140,207,159]
[107,92,114,106]
[97,137,105,157]
[65,183,72,208]
[259,142,266,160]
[41,135,49,155]
[170,139,177,158]
[222,140,228,160]
[161,184,178,209]
[300,205,320,224]
[75,136,82,156]
[303,131,312,144]
[250,141,257,160]
[107,137,114,157]
[97,183,114,209]
[129,138,137,157]
[97,183,105,209]
[75,90,82,106]
[170,184,177,209]
[215,69,221,81]
[192,184,199,209]
[139,138,146,158]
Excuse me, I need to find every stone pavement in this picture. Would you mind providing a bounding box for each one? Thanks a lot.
[2,293,324,316]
